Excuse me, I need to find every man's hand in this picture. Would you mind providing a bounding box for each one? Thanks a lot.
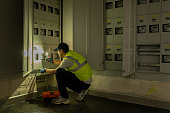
[46,69,56,74]
[40,68,46,73]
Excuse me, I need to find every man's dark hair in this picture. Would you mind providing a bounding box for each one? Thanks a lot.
[57,43,69,53]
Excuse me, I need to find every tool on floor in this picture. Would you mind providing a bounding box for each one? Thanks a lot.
[31,69,61,103]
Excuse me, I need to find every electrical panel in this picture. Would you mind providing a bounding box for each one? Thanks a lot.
[136,0,170,73]
[147,14,160,44]
[161,13,170,44]
[160,13,170,73]
[104,0,124,71]
[33,0,60,69]
[136,15,148,44]
[160,44,170,73]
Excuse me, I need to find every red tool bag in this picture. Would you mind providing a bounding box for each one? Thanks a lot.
[42,91,60,103]
[42,91,60,98]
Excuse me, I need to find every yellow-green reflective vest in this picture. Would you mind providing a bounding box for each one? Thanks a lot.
[64,50,93,81]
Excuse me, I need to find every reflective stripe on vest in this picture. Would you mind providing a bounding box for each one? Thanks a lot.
[65,56,87,72]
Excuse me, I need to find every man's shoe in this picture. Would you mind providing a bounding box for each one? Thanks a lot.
[76,89,89,101]
[51,98,70,104]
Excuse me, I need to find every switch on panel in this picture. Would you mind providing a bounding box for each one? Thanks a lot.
[149,24,159,33]
[48,6,53,13]
[33,1,39,9]
[137,0,146,5]
[115,27,123,35]
[105,28,113,35]
[163,24,170,32]
[54,8,59,15]
[40,29,46,36]
[115,0,123,8]
[105,54,113,61]
[55,31,59,37]
[162,55,170,63]
[40,4,46,11]
[48,30,53,36]
[34,28,39,35]
[106,2,113,9]
[115,54,123,61]
[137,25,146,33]
[149,0,159,3]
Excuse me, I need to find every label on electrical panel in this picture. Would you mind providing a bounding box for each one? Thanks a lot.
[117,18,122,24]
[152,14,158,19]
[116,45,121,49]
[166,44,170,48]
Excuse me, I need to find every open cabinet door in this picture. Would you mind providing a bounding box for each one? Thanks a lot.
[0,0,24,79]
[23,0,33,77]
[88,0,104,70]
[122,0,136,77]
[73,0,104,70]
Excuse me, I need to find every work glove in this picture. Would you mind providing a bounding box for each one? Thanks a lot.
[39,68,46,73]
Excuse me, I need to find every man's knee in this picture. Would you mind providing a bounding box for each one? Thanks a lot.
[56,68,65,78]
[56,68,65,73]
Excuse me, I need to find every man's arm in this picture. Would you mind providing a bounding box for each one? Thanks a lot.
[53,60,61,65]
[46,58,73,74]
[46,67,60,74]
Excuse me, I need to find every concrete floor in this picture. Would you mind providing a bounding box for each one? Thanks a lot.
[0,93,170,113]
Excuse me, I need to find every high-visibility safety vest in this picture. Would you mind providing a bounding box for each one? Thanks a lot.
[64,50,93,82]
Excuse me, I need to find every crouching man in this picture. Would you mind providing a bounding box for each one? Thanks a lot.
[41,43,93,104]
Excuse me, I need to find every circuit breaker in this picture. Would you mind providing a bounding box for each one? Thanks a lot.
[106,2,114,21]
[161,13,170,44]
[147,0,161,14]
[105,45,123,70]
[114,17,123,45]
[160,44,170,73]
[104,0,123,71]
[136,15,148,44]
[105,28,114,45]
[114,0,123,17]
[136,0,148,15]
[147,14,160,44]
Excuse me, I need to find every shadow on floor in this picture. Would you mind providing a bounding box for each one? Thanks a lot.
[0,92,170,113]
